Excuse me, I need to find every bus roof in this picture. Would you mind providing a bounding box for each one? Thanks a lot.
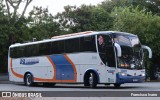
[9,31,136,48]
[51,31,94,39]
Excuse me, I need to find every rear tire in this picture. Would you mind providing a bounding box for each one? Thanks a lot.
[24,73,34,86]
[84,72,98,88]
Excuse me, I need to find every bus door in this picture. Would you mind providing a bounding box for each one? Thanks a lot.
[97,34,116,83]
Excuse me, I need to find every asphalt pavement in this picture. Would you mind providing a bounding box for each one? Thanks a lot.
[0,73,9,83]
[0,74,160,100]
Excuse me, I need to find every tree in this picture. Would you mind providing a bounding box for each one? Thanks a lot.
[5,0,32,22]
[0,0,33,73]
[27,6,62,40]
[55,5,94,33]
[55,4,113,33]
[100,0,160,15]
[0,3,9,73]
[130,0,160,15]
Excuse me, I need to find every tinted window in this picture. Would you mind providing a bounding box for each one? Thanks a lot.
[51,40,65,54]
[65,38,80,53]
[10,42,50,58]
[97,35,116,67]
[25,44,39,57]
[10,47,18,58]
[10,46,25,58]
[39,42,50,55]
[25,45,32,57]
[10,36,97,58]
[80,36,96,52]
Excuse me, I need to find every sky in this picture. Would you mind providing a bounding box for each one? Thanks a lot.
[18,0,105,16]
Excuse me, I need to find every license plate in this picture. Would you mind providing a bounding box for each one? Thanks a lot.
[133,79,138,82]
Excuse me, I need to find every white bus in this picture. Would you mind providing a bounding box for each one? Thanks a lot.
[8,31,152,88]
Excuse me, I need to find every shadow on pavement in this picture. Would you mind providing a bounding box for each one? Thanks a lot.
[15,83,144,90]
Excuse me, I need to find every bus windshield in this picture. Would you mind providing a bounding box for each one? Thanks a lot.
[113,33,143,69]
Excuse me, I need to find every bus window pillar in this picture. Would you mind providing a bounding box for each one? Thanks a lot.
[114,43,122,57]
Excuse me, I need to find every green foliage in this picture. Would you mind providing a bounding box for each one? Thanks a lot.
[55,4,113,33]
[0,5,10,72]
[132,0,160,15]
[27,6,62,40]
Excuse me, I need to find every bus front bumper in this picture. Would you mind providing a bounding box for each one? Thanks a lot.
[116,74,145,84]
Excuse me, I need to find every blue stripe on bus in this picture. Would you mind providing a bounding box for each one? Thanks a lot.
[49,55,74,80]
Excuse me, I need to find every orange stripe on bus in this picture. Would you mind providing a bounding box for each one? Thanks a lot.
[10,58,24,78]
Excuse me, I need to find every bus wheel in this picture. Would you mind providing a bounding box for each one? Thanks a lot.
[114,83,121,88]
[84,72,98,88]
[24,73,34,86]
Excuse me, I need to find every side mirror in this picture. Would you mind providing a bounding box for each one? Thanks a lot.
[142,45,152,58]
[114,43,122,57]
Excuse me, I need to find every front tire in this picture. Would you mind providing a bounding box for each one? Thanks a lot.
[84,72,98,88]
[24,73,34,86]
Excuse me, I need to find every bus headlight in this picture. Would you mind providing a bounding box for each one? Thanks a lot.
[119,72,127,76]
[141,73,145,76]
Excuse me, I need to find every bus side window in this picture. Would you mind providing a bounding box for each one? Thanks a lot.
[97,35,107,65]
[51,41,65,54]
[10,48,14,58]
[51,42,58,54]
[32,44,39,56]
[105,35,116,67]
[39,42,50,55]
[24,44,39,57]
[10,48,17,58]
[65,38,80,53]
[18,46,25,58]
[97,35,116,67]
[25,45,32,57]
[80,36,96,52]
[10,47,25,58]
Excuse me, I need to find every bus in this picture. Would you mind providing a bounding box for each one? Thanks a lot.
[8,31,152,88]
